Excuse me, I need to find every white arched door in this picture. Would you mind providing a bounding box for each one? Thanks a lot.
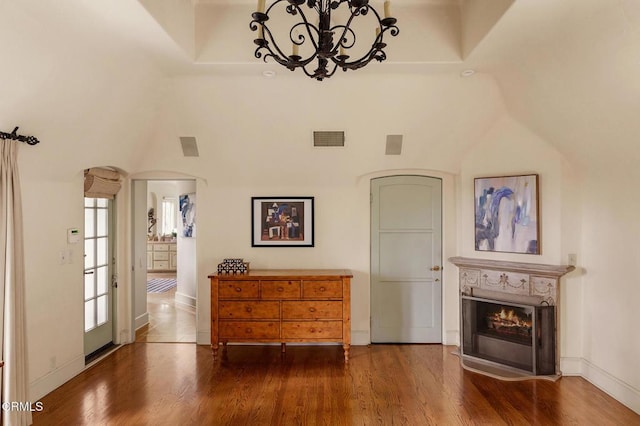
[370,175,443,343]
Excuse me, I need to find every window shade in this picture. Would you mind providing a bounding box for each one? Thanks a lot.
[84,167,121,199]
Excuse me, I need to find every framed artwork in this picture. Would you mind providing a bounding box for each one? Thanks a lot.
[251,197,314,247]
[474,174,539,254]
[179,193,196,238]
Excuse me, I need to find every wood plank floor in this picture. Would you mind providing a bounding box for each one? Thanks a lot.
[33,344,639,425]
[136,272,196,343]
[135,288,196,343]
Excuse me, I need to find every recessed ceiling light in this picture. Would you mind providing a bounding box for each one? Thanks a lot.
[460,69,476,77]
[262,70,276,78]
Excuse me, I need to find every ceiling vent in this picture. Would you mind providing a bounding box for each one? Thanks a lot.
[313,131,345,147]
[179,136,199,157]
[385,135,403,155]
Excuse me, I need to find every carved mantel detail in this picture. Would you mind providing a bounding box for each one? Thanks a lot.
[449,257,575,306]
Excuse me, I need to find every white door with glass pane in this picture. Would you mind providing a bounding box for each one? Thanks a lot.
[84,197,114,356]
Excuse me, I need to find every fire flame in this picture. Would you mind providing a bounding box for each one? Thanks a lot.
[489,308,532,329]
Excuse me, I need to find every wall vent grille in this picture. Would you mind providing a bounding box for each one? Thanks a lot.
[385,135,403,155]
[313,131,345,147]
[179,137,199,157]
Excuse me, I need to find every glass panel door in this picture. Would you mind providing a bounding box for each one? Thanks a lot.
[84,197,114,357]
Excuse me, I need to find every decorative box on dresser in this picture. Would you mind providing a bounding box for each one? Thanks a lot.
[209,269,352,362]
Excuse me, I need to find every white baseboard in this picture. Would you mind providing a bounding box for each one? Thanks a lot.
[444,330,459,346]
[135,312,149,330]
[351,330,370,346]
[197,330,210,346]
[559,357,640,414]
[580,358,640,415]
[559,356,583,376]
[30,354,85,401]
[175,291,196,308]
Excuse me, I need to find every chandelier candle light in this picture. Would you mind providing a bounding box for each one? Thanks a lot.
[250,0,399,81]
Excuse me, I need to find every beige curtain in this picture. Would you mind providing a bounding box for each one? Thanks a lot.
[0,139,31,425]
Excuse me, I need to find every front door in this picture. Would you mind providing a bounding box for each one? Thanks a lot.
[84,197,115,356]
[370,175,442,343]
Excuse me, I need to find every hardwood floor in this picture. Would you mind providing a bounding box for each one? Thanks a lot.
[136,273,195,343]
[33,344,639,425]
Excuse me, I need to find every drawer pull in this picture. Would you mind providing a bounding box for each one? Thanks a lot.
[310,328,316,333]
[319,287,326,292]
[245,307,252,313]
[277,287,284,292]
[245,328,252,334]
[309,307,316,313]
[235,287,242,293]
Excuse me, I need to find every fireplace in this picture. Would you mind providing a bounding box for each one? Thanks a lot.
[449,257,574,379]
[461,296,555,375]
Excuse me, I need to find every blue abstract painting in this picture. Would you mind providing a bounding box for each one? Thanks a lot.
[179,193,196,238]
[475,174,539,254]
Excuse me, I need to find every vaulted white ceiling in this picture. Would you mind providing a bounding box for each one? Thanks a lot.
[2,0,639,175]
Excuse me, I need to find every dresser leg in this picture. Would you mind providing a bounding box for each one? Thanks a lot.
[212,344,219,360]
[281,343,286,353]
[343,344,350,363]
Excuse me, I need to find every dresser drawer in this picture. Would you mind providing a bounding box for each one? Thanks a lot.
[282,321,342,339]
[219,301,280,320]
[154,244,169,251]
[261,280,301,299]
[302,280,342,299]
[282,301,342,320]
[220,321,280,339]
[219,280,260,299]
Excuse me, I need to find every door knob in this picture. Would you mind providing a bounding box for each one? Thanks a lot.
[430,266,441,271]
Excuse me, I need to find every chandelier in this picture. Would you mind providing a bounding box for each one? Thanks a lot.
[250,0,399,81]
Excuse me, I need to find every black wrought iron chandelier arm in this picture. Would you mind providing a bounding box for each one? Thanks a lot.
[338,48,386,71]
[250,0,399,81]
[291,21,320,52]
[330,5,363,52]
[300,60,339,80]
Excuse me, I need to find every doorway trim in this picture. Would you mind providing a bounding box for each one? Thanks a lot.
[128,171,204,344]
[129,173,200,344]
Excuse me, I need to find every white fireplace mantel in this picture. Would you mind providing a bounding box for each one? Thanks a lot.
[449,257,575,306]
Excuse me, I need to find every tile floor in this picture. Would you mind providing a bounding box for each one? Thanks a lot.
[135,274,196,343]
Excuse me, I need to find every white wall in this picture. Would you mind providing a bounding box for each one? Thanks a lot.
[133,180,149,330]
[176,180,197,308]
[578,167,640,411]
[22,177,86,400]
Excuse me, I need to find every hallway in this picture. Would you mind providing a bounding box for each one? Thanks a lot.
[136,273,196,343]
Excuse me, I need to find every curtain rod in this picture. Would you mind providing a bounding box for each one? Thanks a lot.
[0,127,40,145]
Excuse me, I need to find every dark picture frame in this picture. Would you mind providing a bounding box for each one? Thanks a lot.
[474,174,540,254]
[251,197,314,247]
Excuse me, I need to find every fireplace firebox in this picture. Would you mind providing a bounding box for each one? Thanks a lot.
[461,296,555,375]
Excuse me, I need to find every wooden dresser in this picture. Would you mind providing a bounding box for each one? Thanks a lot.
[209,269,352,362]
